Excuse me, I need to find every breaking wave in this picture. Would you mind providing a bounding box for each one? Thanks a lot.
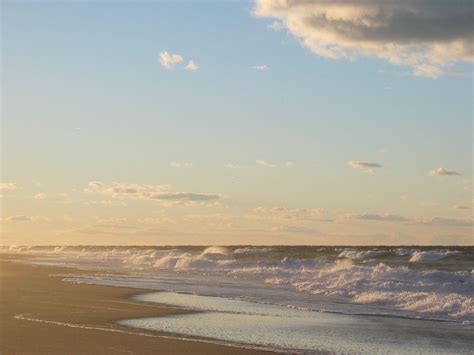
[409,250,458,263]
[338,249,388,260]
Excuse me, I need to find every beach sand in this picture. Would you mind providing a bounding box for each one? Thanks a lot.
[0,254,273,354]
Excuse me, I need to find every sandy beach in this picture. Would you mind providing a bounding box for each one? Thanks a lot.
[0,254,273,354]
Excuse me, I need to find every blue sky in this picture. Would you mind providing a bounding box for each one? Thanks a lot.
[2,1,472,245]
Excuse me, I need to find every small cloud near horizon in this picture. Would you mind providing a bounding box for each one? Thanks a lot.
[0,183,17,190]
[429,168,462,176]
[256,159,276,168]
[348,161,382,175]
[453,204,471,210]
[84,181,221,206]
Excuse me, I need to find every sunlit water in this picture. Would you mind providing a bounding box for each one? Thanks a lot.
[119,291,473,353]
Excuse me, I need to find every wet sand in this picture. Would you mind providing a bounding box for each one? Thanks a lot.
[0,254,273,354]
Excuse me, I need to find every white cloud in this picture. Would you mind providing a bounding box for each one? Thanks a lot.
[0,182,17,190]
[453,204,471,210]
[267,20,285,31]
[285,161,294,167]
[254,0,473,77]
[256,159,276,168]
[253,64,268,71]
[349,161,383,169]
[413,64,443,78]
[84,181,221,205]
[348,161,382,175]
[185,60,199,71]
[159,51,184,70]
[34,193,46,200]
[160,52,199,71]
[429,168,462,176]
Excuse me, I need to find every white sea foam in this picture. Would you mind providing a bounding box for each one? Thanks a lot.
[354,291,472,319]
[201,246,231,256]
[338,249,388,260]
[409,250,458,262]
[392,248,417,256]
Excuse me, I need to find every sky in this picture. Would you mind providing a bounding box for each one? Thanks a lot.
[1,0,472,246]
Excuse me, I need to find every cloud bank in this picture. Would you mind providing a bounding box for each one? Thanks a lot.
[0,183,17,190]
[84,181,221,205]
[254,0,473,77]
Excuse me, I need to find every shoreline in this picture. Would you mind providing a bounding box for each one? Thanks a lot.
[0,254,275,354]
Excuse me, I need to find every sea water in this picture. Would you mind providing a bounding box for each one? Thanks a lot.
[5,245,474,352]
[7,245,472,322]
[118,291,473,353]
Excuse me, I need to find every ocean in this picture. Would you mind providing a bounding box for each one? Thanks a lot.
[6,245,473,353]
